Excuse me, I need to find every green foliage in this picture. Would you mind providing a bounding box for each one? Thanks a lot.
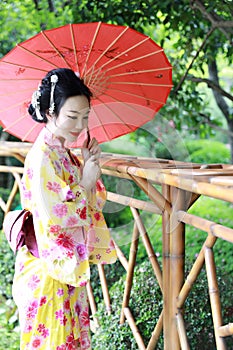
[92,260,233,349]
[185,139,231,164]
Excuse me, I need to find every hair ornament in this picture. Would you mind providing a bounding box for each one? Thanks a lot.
[31,88,44,121]
[49,74,59,115]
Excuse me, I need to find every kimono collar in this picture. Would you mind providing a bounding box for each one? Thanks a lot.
[42,127,67,153]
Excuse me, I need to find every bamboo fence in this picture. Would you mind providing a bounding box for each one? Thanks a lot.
[0,141,233,349]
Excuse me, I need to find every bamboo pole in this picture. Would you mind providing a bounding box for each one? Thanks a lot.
[113,240,129,271]
[177,234,217,308]
[5,179,18,214]
[131,207,162,291]
[169,187,186,350]
[131,175,172,214]
[106,191,162,214]
[162,184,171,350]
[177,211,233,244]
[205,247,227,350]
[146,310,163,350]
[124,307,146,350]
[86,281,99,330]
[218,323,233,337]
[120,222,139,324]
[97,264,111,315]
[176,312,190,350]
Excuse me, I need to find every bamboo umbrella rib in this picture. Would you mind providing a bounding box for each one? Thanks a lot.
[90,105,114,141]
[103,87,167,105]
[41,31,72,69]
[95,93,156,128]
[94,95,136,132]
[85,25,130,76]
[105,49,165,73]
[110,81,173,88]
[22,123,39,141]
[0,86,39,98]
[0,60,48,73]
[3,112,28,131]
[69,23,80,75]
[17,43,60,68]
[108,66,172,78]
[87,36,150,77]
[1,100,32,113]
[81,22,102,77]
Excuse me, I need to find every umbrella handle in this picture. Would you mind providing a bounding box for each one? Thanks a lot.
[87,127,90,146]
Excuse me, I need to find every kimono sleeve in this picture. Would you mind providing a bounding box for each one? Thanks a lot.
[24,149,92,286]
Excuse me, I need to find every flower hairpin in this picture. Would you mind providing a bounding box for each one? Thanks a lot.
[49,74,59,115]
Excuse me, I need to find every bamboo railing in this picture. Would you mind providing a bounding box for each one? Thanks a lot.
[0,141,233,349]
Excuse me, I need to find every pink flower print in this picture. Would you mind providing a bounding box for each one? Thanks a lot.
[27,168,33,179]
[96,180,105,192]
[63,158,72,172]
[52,203,68,218]
[64,298,70,312]
[66,190,76,201]
[28,274,40,290]
[26,300,38,319]
[55,309,64,320]
[56,345,66,350]
[80,310,90,328]
[66,250,74,258]
[32,335,43,348]
[24,190,32,200]
[50,224,61,233]
[65,215,79,227]
[76,206,87,220]
[39,296,47,306]
[106,248,111,254]
[80,331,91,349]
[79,280,87,287]
[96,254,101,260]
[76,244,87,260]
[68,174,75,184]
[94,212,101,221]
[37,324,49,338]
[67,285,75,296]
[41,250,50,258]
[74,301,81,316]
[56,232,75,250]
[66,333,75,344]
[24,319,33,333]
[46,181,61,193]
[57,288,64,297]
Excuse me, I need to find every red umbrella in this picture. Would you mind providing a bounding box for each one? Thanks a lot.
[0,22,172,146]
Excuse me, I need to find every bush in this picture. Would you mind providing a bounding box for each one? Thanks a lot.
[92,260,233,350]
[185,139,230,164]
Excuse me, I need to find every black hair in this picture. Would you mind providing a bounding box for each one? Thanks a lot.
[28,68,92,123]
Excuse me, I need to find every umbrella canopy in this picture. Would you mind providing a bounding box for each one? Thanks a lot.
[0,22,172,146]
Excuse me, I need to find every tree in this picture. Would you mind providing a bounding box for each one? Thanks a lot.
[0,0,233,161]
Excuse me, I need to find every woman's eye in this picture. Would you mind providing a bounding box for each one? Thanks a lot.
[67,116,77,120]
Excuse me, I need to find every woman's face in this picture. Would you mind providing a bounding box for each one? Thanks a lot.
[48,95,90,144]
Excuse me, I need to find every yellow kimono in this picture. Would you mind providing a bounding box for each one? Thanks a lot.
[12,127,117,349]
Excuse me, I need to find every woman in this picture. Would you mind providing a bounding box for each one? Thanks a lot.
[12,68,117,349]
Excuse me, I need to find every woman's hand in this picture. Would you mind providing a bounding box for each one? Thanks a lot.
[82,135,101,164]
[80,155,101,192]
